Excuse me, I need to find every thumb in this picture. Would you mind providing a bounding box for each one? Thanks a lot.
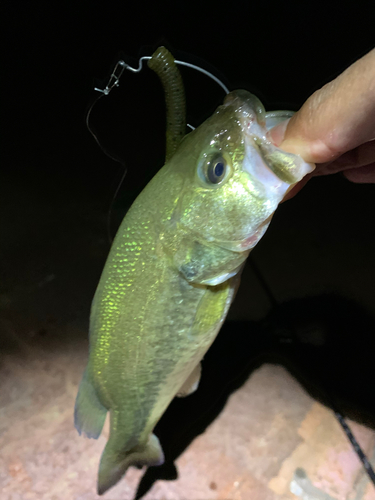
[269,48,375,164]
[268,112,337,164]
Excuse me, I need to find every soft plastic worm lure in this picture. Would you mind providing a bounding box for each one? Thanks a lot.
[147,46,186,161]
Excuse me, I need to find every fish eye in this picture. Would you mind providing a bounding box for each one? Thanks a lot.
[197,152,231,187]
[205,155,228,185]
[207,158,226,183]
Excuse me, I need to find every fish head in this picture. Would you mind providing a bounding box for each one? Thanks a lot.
[169,89,314,252]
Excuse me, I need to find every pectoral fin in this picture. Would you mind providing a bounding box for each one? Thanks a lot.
[174,239,247,285]
[176,363,202,397]
[74,367,107,439]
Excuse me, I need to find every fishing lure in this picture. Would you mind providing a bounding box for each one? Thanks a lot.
[147,46,186,161]
[75,47,314,495]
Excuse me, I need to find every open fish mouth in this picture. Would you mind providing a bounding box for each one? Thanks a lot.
[226,90,314,190]
[242,136,292,199]
[240,120,313,195]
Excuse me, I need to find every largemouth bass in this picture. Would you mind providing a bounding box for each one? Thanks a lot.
[75,89,314,494]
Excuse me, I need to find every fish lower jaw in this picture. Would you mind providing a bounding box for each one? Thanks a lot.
[216,220,271,252]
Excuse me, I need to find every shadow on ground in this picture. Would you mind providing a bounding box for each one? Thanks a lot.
[134,293,375,499]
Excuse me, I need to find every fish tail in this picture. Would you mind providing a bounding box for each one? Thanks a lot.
[98,419,164,495]
[74,366,107,439]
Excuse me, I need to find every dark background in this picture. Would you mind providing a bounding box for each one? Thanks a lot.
[1,1,375,496]
[4,1,375,194]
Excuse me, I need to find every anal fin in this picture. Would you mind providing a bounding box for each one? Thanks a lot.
[74,366,107,439]
[176,363,202,397]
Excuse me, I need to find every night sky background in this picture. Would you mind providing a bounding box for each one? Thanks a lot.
[2,1,375,496]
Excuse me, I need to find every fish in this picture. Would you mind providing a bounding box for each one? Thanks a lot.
[74,88,314,495]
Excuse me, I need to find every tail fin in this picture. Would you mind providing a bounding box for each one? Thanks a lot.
[74,367,107,439]
[98,432,164,495]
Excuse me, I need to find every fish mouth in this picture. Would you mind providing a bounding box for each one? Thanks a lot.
[226,90,314,189]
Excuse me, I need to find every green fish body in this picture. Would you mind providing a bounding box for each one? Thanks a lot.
[75,90,313,494]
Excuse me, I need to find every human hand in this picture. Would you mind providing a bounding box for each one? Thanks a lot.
[268,48,375,199]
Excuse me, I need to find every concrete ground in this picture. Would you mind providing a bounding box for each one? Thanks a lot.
[0,333,374,500]
[1,158,375,500]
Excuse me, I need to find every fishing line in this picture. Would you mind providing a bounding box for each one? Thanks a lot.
[86,61,128,245]
[252,254,375,486]
[86,54,229,243]
[248,258,279,308]
[334,410,375,483]
[120,56,230,95]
